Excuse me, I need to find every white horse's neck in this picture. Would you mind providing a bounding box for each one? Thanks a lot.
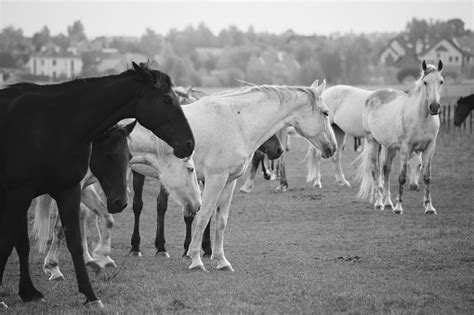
[206,88,313,156]
[407,81,429,118]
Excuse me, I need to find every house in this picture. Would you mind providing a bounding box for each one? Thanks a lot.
[27,45,83,79]
[418,37,474,71]
[380,34,474,73]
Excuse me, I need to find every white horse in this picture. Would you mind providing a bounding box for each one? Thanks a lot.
[355,60,443,214]
[183,81,337,271]
[32,121,202,280]
[304,85,423,190]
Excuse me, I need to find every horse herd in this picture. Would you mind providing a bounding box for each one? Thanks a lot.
[0,60,472,309]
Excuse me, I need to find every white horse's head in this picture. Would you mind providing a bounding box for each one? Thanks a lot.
[420,60,444,115]
[154,148,202,217]
[291,80,337,158]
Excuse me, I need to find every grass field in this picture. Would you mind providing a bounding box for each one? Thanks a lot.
[2,131,474,314]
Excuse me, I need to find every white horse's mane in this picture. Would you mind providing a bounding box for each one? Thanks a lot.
[205,85,318,109]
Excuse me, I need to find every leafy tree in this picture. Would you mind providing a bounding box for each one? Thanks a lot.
[140,28,163,57]
[67,20,87,43]
[32,26,51,52]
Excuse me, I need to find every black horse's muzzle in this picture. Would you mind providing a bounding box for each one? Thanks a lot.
[107,199,128,214]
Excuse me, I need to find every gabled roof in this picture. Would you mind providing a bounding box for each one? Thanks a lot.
[418,37,473,57]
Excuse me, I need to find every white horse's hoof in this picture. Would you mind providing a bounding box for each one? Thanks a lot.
[393,209,403,215]
[85,300,104,309]
[156,251,170,258]
[49,272,65,281]
[425,209,437,215]
[374,204,384,211]
[86,261,104,275]
[384,203,394,211]
[1,301,8,309]
[239,187,251,194]
[217,264,235,272]
[189,264,208,272]
[313,181,322,189]
[130,251,142,257]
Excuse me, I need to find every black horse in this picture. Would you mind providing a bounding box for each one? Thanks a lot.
[454,94,474,127]
[0,62,194,308]
[130,134,283,258]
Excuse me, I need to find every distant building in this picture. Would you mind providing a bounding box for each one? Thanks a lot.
[380,34,474,74]
[27,45,82,79]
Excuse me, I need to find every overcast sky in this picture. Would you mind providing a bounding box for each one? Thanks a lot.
[0,0,472,38]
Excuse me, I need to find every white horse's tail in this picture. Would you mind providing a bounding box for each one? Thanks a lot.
[31,195,54,253]
[304,145,320,183]
[353,139,376,201]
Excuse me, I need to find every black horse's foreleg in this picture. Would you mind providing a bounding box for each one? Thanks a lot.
[260,155,271,180]
[16,214,43,301]
[54,183,99,304]
[0,188,41,304]
[155,184,169,255]
[183,215,212,257]
[131,171,145,256]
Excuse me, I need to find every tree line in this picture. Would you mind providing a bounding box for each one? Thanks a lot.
[0,18,471,86]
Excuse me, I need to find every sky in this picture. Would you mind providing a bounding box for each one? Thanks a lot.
[0,0,473,38]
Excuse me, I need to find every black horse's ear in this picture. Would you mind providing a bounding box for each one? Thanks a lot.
[132,61,154,83]
[123,120,137,135]
[438,59,444,72]
[422,60,427,72]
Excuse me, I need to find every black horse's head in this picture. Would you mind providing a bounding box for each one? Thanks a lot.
[454,94,474,127]
[90,121,136,214]
[258,134,283,160]
[131,62,195,158]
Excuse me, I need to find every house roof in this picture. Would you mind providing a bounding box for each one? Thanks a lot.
[418,37,474,57]
[454,34,474,54]
[32,46,79,59]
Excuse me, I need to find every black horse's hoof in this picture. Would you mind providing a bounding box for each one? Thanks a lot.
[18,286,44,302]
[203,249,213,258]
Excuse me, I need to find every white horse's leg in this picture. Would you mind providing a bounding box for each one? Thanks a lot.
[43,210,65,281]
[188,174,228,271]
[312,148,322,188]
[408,152,422,191]
[212,180,237,271]
[79,204,95,266]
[367,137,383,210]
[421,143,437,214]
[394,147,410,214]
[81,185,116,270]
[332,125,351,187]
[382,147,397,210]
[239,154,259,194]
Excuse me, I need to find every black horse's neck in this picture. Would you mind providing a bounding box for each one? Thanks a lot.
[5,71,144,143]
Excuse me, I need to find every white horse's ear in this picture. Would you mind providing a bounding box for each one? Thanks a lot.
[438,60,444,72]
[422,60,427,71]
[315,79,326,95]
[310,79,319,88]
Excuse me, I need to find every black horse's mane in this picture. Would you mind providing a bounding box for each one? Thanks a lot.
[6,62,173,94]
[458,93,474,105]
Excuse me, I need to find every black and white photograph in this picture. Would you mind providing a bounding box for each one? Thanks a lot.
[0,0,473,312]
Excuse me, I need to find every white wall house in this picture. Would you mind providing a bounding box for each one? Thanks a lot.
[418,38,473,71]
[27,47,83,79]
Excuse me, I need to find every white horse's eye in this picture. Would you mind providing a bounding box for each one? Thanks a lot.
[440,80,444,85]
[323,111,329,117]
[423,81,427,86]
[187,167,194,172]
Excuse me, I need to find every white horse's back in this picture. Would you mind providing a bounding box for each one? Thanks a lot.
[323,85,372,137]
